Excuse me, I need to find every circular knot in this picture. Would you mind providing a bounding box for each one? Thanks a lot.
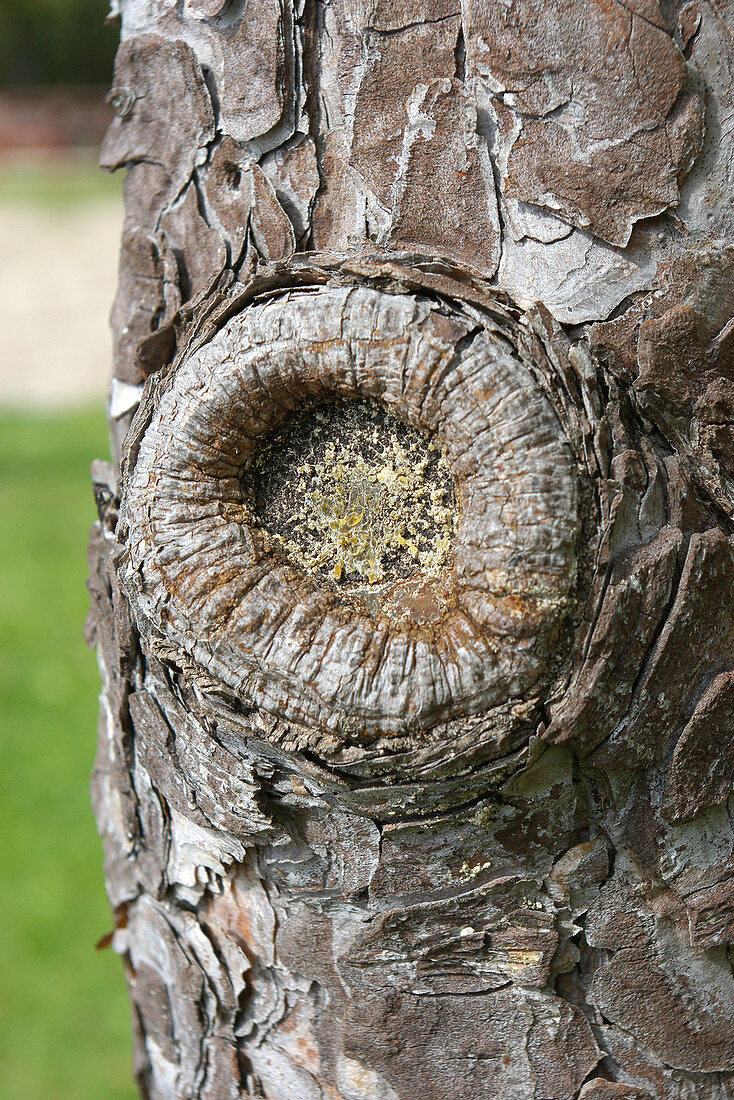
[120,270,580,751]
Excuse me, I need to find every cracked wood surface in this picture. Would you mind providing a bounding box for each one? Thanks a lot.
[90,0,734,1096]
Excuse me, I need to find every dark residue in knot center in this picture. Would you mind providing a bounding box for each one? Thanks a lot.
[249,399,457,597]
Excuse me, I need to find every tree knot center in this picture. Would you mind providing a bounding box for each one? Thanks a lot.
[252,400,456,591]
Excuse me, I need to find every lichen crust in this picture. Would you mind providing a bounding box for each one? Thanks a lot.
[119,279,579,744]
[253,399,456,590]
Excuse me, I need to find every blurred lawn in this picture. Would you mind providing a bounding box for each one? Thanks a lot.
[0,407,136,1099]
[0,151,121,207]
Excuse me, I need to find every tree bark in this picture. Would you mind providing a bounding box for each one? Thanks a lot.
[89,1,734,1096]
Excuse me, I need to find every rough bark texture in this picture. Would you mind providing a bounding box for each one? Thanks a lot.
[89,0,734,1096]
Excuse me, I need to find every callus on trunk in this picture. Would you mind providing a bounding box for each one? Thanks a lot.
[119,264,580,746]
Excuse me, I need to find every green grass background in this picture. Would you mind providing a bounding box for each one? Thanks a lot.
[0,407,136,1099]
[0,153,122,208]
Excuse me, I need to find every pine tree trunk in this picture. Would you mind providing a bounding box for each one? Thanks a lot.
[89,1,734,1096]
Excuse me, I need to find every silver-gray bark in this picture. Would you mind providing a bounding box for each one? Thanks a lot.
[89,1,734,1096]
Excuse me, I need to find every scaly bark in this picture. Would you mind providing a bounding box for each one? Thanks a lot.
[89,1,734,1096]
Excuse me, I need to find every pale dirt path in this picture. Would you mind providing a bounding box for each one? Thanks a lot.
[0,198,122,407]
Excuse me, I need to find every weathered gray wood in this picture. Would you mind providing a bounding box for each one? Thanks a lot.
[91,0,734,1095]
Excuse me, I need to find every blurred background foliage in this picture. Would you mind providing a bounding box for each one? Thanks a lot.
[0,0,136,1096]
[0,0,117,87]
[0,411,135,1100]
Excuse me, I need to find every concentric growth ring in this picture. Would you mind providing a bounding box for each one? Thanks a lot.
[120,280,579,742]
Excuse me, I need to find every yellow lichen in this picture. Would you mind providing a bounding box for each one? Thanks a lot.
[253,400,455,587]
